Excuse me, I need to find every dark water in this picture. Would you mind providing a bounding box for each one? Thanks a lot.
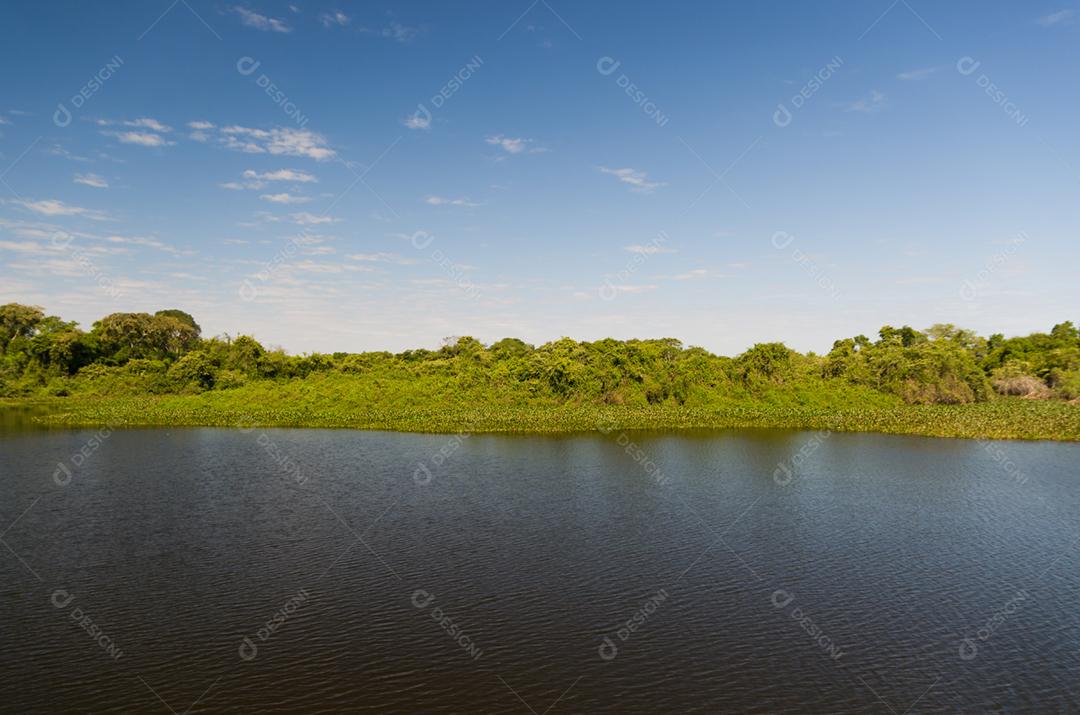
[2,417,1079,714]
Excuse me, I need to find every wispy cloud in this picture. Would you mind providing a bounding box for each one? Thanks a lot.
[218,126,336,160]
[124,117,172,132]
[655,269,709,280]
[289,212,337,225]
[74,173,109,189]
[107,131,175,147]
[48,144,91,162]
[381,21,422,43]
[319,11,350,27]
[402,114,430,130]
[260,192,311,204]
[599,167,665,193]
[188,120,215,142]
[603,284,658,295]
[234,6,291,32]
[844,90,886,113]
[623,244,675,255]
[101,234,186,255]
[897,67,942,81]
[1037,9,1073,26]
[425,196,482,207]
[346,252,416,264]
[485,135,545,155]
[9,198,110,220]
[244,168,317,182]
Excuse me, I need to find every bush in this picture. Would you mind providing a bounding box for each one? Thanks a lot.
[991,364,1051,398]
[167,352,218,392]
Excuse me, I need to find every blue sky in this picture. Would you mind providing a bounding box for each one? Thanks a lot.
[1,0,1077,354]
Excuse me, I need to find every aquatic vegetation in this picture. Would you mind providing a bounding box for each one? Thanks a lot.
[2,304,1078,439]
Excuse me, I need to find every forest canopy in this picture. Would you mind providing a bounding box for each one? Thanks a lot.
[1,303,1079,406]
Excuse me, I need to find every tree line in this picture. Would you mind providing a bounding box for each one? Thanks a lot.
[1,303,1078,405]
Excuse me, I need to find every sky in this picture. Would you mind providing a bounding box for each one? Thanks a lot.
[0,0,1077,355]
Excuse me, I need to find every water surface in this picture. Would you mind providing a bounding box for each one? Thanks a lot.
[2,417,1078,713]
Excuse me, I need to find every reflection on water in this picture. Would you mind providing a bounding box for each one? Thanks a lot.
[1,418,1079,713]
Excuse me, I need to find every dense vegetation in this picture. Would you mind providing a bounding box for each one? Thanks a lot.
[1,303,1078,439]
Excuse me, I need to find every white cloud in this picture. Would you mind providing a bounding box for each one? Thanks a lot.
[605,284,658,295]
[234,6,291,32]
[287,260,373,274]
[101,234,185,255]
[74,173,109,189]
[244,168,317,183]
[425,196,482,207]
[599,167,665,193]
[1037,9,1073,26]
[347,252,415,264]
[485,135,545,155]
[0,240,56,255]
[124,117,172,132]
[403,114,431,130]
[221,180,266,190]
[319,11,350,27]
[897,67,941,81]
[844,90,886,113]
[289,212,337,225]
[656,269,709,280]
[9,199,109,221]
[0,117,9,125]
[188,121,214,142]
[381,21,421,43]
[48,145,91,162]
[109,131,175,147]
[623,244,675,255]
[219,126,336,160]
[260,192,312,204]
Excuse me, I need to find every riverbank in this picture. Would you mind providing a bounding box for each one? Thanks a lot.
[9,395,1079,441]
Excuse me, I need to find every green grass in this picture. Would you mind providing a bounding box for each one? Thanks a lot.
[14,383,1079,441]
